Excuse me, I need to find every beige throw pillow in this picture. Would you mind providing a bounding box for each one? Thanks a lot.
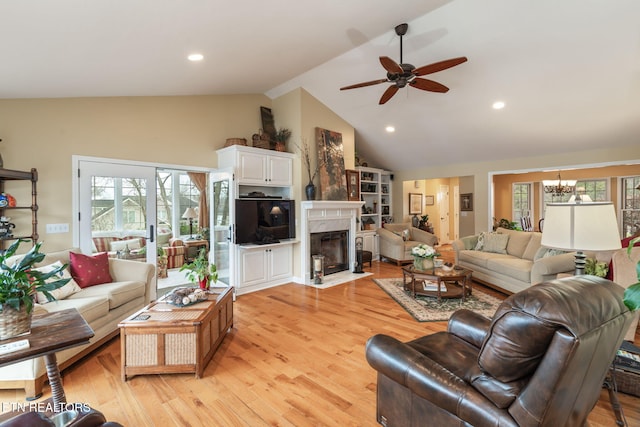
[482,233,510,254]
[110,238,141,252]
[33,261,82,304]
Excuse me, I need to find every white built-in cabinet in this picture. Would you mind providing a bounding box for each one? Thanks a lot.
[216,145,296,295]
[357,229,380,261]
[239,244,293,290]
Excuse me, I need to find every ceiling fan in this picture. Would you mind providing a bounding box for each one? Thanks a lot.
[340,23,468,105]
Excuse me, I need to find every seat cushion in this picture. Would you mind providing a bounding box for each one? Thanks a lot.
[486,258,533,283]
[67,280,146,310]
[40,295,110,324]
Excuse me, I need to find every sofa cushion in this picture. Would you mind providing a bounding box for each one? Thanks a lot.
[459,250,511,269]
[482,233,510,254]
[501,229,532,258]
[32,261,82,304]
[70,252,113,288]
[522,233,542,260]
[40,295,110,324]
[66,280,146,310]
[486,258,533,283]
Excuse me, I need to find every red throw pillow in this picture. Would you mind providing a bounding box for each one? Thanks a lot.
[69,252,112,288]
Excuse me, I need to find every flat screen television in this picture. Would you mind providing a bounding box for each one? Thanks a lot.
[234,199,295,244]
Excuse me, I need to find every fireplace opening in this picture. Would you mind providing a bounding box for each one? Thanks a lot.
[310,231,349,276]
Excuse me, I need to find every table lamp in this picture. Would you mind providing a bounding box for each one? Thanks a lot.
[541,201,621,275]
[182,207,198,240]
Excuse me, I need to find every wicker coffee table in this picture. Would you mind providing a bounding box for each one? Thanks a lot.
[401,265,473,302]
[119,286,233,380]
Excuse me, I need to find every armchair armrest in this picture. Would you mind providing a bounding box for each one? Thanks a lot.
[410,227,438,246]
[448,309,491,348]
[365,334,480,416]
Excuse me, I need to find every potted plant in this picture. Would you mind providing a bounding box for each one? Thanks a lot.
[274,128,291,152]
[623,236,640,311]
[180,247,217,290]
[0,239,70,340]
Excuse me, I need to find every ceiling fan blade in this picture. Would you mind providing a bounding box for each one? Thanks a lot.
[413,57,468,76]
[410,78,449,93]
[379,85,399,104]
[379,56,403,74]
[340,79,388,90]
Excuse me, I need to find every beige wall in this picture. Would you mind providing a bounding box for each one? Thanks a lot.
[0,95,271,252]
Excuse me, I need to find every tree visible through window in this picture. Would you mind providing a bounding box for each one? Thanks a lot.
[621,176,640,238]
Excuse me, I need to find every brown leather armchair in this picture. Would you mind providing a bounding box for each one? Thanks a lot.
[366,276,634,427]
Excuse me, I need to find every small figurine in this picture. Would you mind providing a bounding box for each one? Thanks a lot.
[0,216,15,239]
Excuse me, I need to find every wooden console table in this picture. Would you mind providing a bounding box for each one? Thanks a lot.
[119,286,233,380]
[0,309,94,404]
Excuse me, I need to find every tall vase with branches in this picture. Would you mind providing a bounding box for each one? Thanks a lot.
[293,138,340,201]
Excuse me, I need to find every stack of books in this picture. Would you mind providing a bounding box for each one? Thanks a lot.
[422,280,446,292]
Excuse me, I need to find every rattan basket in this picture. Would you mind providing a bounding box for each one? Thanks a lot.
[0,304,32,341]
[224,138,247,147]
[612,367,640,397]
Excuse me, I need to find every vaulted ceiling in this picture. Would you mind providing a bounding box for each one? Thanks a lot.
[2,0,639,171]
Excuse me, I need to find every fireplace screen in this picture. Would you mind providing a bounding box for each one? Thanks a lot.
[309,231,349,276]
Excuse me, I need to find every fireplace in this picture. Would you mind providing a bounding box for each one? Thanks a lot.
[310,230,349,276]
[299,201,364,285]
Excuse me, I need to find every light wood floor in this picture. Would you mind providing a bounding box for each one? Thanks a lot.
[1,257,638,426]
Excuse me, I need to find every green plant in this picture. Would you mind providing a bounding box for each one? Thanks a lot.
[275,128,291,143]
[584,258,608,277]
[0,239,70,314]
[180,247,217,285]
[419,214,429,225]
[623,236,640,311]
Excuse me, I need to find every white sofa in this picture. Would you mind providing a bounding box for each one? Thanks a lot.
[452,227,576,294]
[0,248,155,399]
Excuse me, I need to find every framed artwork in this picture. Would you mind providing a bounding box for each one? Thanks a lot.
[409,193,423,215]
[260,106,276,145]
[346,170,360,201]
[316,127,348,200]
[461,193,473,211]
[425,195,435,206]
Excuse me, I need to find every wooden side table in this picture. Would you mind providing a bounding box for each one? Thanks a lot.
[0,309,94,404]
[183,239,209,263]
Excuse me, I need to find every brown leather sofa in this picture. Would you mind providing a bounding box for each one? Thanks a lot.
[366,276,634,427]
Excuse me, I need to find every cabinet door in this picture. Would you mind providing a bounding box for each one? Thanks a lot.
[240,249,268,287]
[237,151,267,184]
[267,155,293,186]
[269,245,292,281]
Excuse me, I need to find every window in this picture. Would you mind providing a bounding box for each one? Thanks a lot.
[621,176,640,238]
[90,176,147,233]
[512,183,531,225]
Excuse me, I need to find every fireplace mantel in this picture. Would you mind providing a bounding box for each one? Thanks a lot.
[299,201,364,285]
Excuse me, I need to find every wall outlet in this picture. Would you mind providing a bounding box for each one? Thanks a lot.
[46,223,69,234]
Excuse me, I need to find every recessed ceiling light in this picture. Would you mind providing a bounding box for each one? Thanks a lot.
[188,53,204,62]
[385,126,395,133]
[492,101,505,110]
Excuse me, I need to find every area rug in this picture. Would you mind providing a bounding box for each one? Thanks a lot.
[373,278,503,322]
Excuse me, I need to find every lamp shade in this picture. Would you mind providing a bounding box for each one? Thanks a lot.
[541,202,621,251]
[182,207,198,219]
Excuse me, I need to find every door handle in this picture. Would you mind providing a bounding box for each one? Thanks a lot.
[148,225,155,242]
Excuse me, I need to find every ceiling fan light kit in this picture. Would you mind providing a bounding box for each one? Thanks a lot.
[340,23,467,104]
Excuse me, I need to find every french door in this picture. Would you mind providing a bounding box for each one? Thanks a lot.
[210,169,232,287]
[75,159,157,292]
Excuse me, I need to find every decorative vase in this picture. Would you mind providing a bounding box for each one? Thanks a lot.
[305,182,316,201]
[414,257,434,271]
[0,304,32,341]
[198,277,210,290]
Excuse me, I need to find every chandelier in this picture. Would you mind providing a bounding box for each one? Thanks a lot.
[543,173,577,196]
